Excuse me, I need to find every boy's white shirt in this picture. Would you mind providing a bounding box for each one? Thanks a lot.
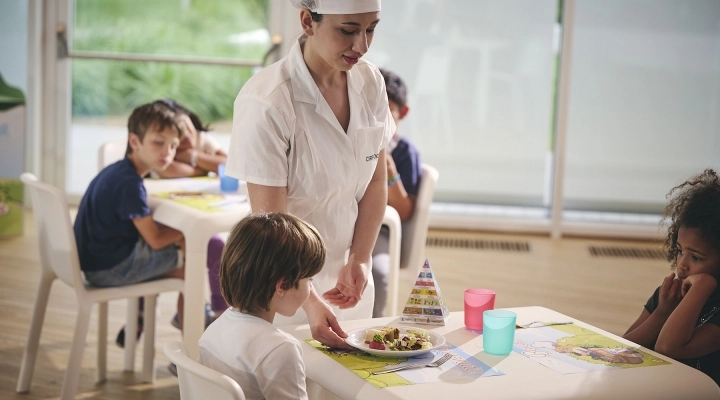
[198,309,309,400]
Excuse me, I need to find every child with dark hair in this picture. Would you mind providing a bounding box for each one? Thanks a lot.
[198,213,325,400]
[151,98,227,178]
[372,68,423,317]
[624,169,720,386]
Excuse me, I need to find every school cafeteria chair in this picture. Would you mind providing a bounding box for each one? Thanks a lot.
[385,163,439,315]
[98,139,126,170]
[164,341,246,400]
[16,173,184,400]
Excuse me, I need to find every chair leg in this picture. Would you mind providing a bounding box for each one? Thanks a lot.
[97,301,108,382]
[124,297,139,371]
[142,295,157,382]
[16,272,55,393]
[60,302,93,400]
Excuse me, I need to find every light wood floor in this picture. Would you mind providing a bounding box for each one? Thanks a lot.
[0,212,671,399]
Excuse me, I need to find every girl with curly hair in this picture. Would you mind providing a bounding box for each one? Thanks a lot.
[624,168,720,386]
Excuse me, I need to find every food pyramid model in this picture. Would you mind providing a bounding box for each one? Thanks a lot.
[400,259,449,325]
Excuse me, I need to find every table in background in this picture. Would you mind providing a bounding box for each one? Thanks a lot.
[281,307,720,400]
[144,178,250,358]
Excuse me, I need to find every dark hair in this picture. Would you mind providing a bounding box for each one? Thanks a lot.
[310,10,323,22]
[299,0,323,22]
[663,168,720,268]
[126,102,185,155]
[220,213,326,313]
[153,98,210,133]
[379,68,408,108]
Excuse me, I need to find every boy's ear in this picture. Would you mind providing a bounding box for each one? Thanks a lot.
[299,9,315,36]
[128,132,141,152]
[276,278,287,297]
[399,105,410,120]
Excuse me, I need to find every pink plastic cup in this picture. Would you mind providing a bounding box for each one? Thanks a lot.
[464,289,496,330]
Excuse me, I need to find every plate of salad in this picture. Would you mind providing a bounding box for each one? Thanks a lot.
[344,326,446,357]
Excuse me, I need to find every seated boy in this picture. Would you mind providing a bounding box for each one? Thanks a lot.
[199,213,325,400]
[372,68,423,317]
[74,102,187,323]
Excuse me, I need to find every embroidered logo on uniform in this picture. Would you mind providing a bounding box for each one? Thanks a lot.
[366,153,379,162]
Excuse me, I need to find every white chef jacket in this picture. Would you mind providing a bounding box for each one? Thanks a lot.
[226,36,395,322]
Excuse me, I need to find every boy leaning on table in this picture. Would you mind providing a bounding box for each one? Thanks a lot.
[73,102,187,329]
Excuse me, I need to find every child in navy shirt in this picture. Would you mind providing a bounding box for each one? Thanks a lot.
[74,102,187,322]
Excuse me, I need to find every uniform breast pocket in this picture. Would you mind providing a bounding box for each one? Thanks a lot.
[354,125,386,191]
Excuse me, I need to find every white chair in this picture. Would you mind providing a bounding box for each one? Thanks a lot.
[385,164,439,315]
[97,140,126,170]
[382,206,402,317]
[164,341,246,400]
[16,173,184,400]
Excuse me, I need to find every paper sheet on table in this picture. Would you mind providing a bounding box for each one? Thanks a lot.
[512,324,671,374]
[307,340,503,389]
[153,191,246,212]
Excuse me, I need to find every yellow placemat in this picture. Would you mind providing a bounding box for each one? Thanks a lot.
[154,191,236,213]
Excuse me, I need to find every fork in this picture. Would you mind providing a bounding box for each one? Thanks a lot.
[516,321,573,329]
[371,353,453,375]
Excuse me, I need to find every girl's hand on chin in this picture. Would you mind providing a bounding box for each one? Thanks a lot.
[681,273,718,297]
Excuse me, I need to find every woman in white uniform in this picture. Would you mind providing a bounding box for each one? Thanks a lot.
[225,0,394,348]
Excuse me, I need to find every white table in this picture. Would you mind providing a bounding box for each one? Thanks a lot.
[144,178,251,358]
[280,307,720,400]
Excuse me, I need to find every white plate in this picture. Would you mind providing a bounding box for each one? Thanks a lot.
[344,326,446,358]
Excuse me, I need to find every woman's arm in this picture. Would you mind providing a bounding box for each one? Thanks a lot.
[655,274,720,359]
[246,183,287,212]
[323,149,387,308]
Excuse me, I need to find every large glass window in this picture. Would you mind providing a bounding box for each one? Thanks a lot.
[67,0,269,194]
[563,0,720,216]
[365,0,559,208]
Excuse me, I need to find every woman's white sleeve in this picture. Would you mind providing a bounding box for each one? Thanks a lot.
[225,94,291,187]
[255,341,309,400]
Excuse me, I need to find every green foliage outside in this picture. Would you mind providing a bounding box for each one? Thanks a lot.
[72,0,269,123]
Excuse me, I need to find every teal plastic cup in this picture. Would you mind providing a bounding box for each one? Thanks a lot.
[482,310,517,356]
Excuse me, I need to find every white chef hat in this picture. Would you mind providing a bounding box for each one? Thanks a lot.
[290,0,381,14]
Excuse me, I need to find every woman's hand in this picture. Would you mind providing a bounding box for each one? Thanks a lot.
[323,256,369,309]
[681,273,718,297]
[305,293,351,349]
[657,272,683,316]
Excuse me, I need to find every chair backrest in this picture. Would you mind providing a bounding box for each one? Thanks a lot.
[164,341,246,400]
[98,140,127,170]
[20,173,85,288]
[400,164,439,275]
